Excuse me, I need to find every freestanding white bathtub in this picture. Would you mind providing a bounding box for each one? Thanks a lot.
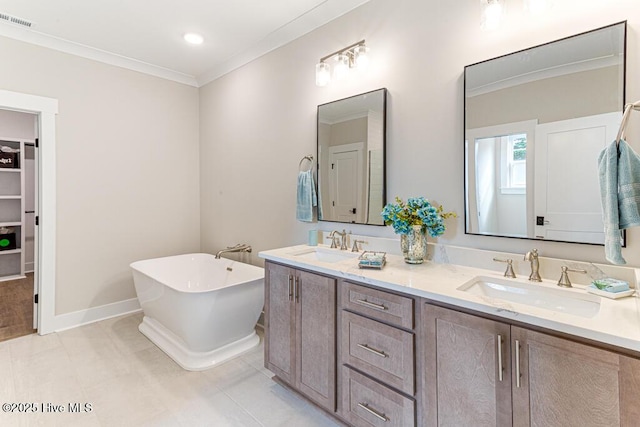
[130,253,264,371]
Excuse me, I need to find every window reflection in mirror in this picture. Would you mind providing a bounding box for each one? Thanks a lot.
[464,22,625,245]
[317,88,387,225]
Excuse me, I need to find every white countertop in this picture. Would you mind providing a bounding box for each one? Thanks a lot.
[259,244,640,354]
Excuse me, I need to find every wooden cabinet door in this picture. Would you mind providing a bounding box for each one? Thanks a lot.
[511,326,624,427]
[296,269,336,411]
[620,355,640,426]
[424,304,512,427]
[264,262,295,384]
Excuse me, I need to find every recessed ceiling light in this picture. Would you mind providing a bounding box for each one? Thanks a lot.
[183,33,204,45]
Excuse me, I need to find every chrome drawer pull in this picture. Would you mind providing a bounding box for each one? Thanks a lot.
[288,275,293,301]
[355,298,388,311]
[358,402,389,422]
[497,334,503,382]
[357,343,388,358]
[515,339,521,388]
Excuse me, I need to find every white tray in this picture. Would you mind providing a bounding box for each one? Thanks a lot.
[586,287,636,299]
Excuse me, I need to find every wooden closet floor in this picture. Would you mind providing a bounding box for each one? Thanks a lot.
[0,273,35,342]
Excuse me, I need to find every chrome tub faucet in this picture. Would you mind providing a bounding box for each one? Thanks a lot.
[215,243,252,259]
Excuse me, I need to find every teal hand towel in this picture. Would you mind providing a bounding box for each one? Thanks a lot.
[296,170,317,222]
[598,139,640,264]
[590,278,630,293]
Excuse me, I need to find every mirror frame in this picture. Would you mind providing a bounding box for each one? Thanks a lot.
[463,21,626,245]
[317,88,388,225]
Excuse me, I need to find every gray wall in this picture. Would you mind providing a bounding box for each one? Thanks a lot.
[199,0,640,267]
[0,37,201,315]
[2,0,639,319]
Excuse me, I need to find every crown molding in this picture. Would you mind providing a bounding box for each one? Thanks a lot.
[195,0,370,87]
[0,24,199,87]
[0,0,369,88]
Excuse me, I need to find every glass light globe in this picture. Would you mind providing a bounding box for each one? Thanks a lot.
[315,62,331,87]
[354,45,370,70]
[333,53,350,80]
[481,1,503,31]
[524,0,552,16]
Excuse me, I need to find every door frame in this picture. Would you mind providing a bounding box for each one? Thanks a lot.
[328,142,364,223]
[0,90,58,335]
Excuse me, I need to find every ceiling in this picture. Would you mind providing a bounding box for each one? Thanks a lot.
[0,0,370,87]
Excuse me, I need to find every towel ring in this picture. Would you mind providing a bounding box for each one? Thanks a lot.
[616,100,640,146]
[299,155,314,172]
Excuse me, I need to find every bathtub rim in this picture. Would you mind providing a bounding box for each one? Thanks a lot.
[130,252,264,294]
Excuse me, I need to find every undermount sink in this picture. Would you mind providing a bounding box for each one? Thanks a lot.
[458,276,601,318]
[291,247,359,263]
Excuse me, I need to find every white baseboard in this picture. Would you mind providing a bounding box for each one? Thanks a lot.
[48,298,141,333]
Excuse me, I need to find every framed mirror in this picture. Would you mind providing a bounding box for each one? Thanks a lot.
[464,22,626,245]
[317,88,387,225]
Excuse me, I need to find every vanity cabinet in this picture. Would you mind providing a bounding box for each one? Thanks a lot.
[423,304,512,426]
[340,281,417,427]
[423,303,640,427]
[264,261,337,412]
[511,326,640,427]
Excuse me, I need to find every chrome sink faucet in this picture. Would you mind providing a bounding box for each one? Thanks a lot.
[557,266,587,288]
[327,229,348,250]
[524,249,542,282]
[493,258,516,278]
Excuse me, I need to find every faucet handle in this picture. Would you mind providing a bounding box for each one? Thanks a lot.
[326,234,338,249]
[557,266,586,288]
[352,240,366,252]
[493,258,516,278]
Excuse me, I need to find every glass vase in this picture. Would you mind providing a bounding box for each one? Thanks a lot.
[402,225,427,264]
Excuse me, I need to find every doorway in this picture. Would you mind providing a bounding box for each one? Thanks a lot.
[0,109,38,342]
[328,142,364,223]
[0,89,57,336]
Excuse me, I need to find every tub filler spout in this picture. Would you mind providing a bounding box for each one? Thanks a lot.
[215,243,252,259]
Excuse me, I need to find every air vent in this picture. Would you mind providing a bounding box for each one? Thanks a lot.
[0,12,34,28]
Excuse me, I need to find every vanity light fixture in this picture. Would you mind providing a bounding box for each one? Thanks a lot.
[354,44,370,70]
[315,40,368,87]
[480,0,504,31]
[523,0,553,16]
[183,32,204,45]
[315,62,331,87]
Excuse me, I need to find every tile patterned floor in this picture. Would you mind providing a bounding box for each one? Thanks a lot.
[0,313,341,427]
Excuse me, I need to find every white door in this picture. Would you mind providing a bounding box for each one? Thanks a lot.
[534,112,620,243]
[329,143,363,223]
[30,141,38,329]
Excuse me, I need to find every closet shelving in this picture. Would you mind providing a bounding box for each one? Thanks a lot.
[0,137,28,281]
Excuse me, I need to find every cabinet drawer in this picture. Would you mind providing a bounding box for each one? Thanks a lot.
[342,281,414,329]
[342,366,415,427]
[342,311,414,395]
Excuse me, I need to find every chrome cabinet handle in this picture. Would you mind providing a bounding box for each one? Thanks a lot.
[355,298,387,311]
[294,276,299,302]
[497,334,504,382]
[515,339,521,388]
[357,343,388,358]
[357,403,389,422]
[288,275,293,301]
